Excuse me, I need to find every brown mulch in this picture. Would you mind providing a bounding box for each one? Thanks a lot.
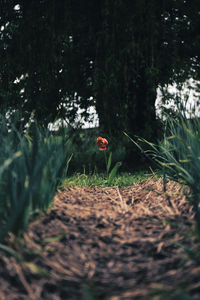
[0,177,200,300]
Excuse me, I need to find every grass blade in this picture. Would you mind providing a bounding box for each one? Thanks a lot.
[107,162,122,185]
[106,152,112,174]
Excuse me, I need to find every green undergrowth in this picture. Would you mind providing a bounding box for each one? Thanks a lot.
[61,169,160,188]
[0,113,72,243]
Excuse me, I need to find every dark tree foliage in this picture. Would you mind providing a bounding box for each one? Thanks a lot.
[92,0,200,138]
[1,0,72,124]
[0,0,199,137]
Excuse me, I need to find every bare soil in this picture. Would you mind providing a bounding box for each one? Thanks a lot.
[0,177,200,300]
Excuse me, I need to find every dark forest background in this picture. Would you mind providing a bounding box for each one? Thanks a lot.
[0,0,200,171]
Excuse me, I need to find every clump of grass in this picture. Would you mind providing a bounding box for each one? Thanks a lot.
[125,114,200,236]
[0,115,72,242]
[61,169,156,188]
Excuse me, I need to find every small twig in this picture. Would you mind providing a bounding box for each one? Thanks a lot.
[116,186,128,212]
[149,166,156,178]
[14,261,35,299]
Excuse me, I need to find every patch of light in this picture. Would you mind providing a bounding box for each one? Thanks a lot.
[14,78,20,84]
[48,119,68,131]
[14,4,20,11]
[76,106,99,129]
[19,88,24,94]
[155,78,200,119]
[13,74,28,84]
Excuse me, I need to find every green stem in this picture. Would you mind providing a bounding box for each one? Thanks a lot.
[104,151,108,177]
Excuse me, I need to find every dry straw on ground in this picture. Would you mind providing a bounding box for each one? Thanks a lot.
[0,177,199,300]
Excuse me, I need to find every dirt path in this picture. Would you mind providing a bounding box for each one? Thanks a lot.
[0,177,200,300]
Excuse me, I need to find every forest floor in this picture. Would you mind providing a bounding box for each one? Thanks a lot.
[1,177,200,300]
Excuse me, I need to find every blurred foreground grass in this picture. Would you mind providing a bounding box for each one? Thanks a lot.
[0,114,72,242]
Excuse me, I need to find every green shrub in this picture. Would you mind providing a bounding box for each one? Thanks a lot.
[0,117,71,242]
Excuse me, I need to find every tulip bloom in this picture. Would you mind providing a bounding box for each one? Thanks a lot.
[96,136,108,151]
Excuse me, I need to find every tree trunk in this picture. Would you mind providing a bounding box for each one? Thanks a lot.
[126,69,159,141]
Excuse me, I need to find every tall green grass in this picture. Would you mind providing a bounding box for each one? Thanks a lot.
[0,115,72,242]
[126,115,200,234]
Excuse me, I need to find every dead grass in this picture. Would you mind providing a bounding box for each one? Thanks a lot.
[0,177,199,300]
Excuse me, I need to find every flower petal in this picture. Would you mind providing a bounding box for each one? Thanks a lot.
[99,147,107,151]
[96,136,104,146]
[96,137,108,150]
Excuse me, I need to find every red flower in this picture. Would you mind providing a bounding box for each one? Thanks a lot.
[96,136,108,151]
